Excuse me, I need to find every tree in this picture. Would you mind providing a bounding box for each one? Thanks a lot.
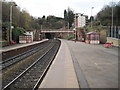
[2,0,65,33]
[115,2,120,26]
[12,27,25,42]
[67,8,74,28]
[64,8,74,28]
[42,15,46,19]
[96,1,120,26]
[12,6,21,27]
[64,9,68,26]
[20,10,32,29]
[2,1,10,22]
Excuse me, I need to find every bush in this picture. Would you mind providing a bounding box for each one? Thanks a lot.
[0,41,9,47]
[12,27,25,43]
[68,35,75,40]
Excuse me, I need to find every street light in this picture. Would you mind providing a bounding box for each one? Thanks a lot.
[68,22,69,37]
[111,1,114,31]
[91,7,94,28]
[111,0,114,37]
[10,1,17,42]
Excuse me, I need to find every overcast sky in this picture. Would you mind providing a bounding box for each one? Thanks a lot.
[8,0,119,18]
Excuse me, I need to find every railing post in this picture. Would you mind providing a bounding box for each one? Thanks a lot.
[114,26,116,38]
[111,26,113,38]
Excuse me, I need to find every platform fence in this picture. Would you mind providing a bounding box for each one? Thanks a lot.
[108,26,120,39]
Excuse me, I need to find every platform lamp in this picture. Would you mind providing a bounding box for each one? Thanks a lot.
[111,0,114,37]
[10,1,17,43]
[68,22,69,37]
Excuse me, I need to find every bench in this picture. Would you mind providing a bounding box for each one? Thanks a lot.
[10,40,16,44]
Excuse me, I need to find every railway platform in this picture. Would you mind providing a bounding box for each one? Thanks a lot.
[0,39,48,52]
[39,39,79,88]
[40,39,118,88]
[66,40,118,88]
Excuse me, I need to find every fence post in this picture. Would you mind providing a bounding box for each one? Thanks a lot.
[114,26,116,38]
[119,26,120,39]
[108,26,110,37]
[111,26,113,38]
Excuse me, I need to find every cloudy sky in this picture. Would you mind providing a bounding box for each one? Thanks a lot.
[8,0,119,18]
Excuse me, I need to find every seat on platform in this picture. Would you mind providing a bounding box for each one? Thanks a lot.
[10,40,15,44]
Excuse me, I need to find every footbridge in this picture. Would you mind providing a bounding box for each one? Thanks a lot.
[39,29,75,33]
[35,28,76,40]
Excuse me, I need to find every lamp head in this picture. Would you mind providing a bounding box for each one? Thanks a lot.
[11,2,17,6]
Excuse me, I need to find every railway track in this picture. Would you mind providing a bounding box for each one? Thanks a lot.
[2,39,61,90]
[1,40,51,70]
[2,40,48,60]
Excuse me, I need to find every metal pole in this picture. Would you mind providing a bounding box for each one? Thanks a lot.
[9,1,17,43]
[112,1,113,27]
[68,22,69,37]
[91,7,92,28]
[111,1,114,38]
[10,5,12,42]
[114,26,116,38]
[74,14,76,42]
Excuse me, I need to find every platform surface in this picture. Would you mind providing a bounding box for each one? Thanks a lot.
[66,40,118,88]
[1,39,48,52]
[39,39,79,88]
[40,39,118,88]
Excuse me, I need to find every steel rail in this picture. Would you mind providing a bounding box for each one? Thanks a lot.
[33,40,60,90]
[2,42,55,90]
[1,41,50,70]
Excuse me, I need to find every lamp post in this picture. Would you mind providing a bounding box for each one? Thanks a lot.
[111,1,114,32]
[91,7,94,28]
[10,1,17,42]
[68,22,69,37]
[111,0,114,37]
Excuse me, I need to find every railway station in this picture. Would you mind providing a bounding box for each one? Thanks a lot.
[1,38,118,89]
[1,0,120,89]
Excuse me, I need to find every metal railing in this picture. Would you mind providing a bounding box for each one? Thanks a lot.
[108,26,120,39]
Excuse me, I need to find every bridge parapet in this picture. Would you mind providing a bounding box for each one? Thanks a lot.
[36,29,74,33]
[41,30,74,33]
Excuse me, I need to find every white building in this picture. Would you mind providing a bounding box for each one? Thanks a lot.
[74,13,88,28]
